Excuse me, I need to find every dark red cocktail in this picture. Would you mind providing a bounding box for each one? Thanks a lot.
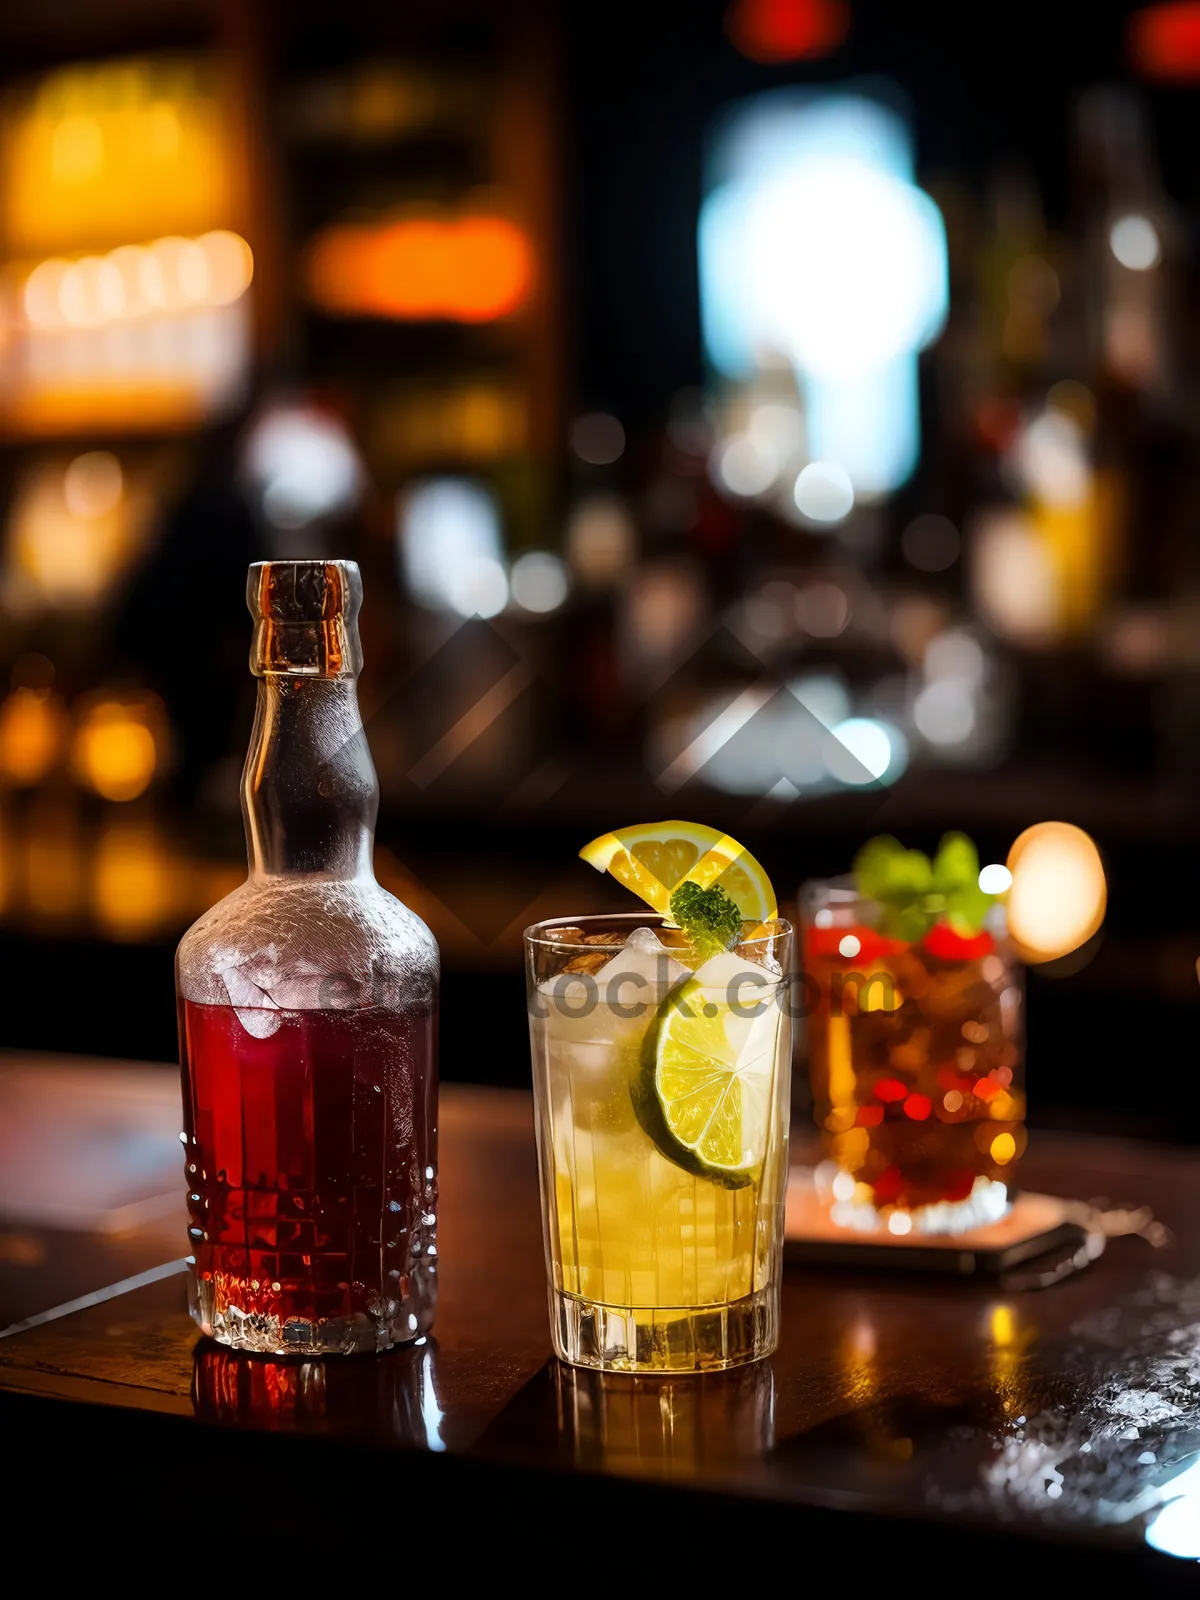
[180,998,437,1353]
[803,852,1025,1234]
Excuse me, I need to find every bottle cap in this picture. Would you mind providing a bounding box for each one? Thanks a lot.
[247,560,364,677]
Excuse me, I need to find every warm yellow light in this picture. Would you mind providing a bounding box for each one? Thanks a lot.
[59,256,124,326]
[93,818,176,938]
[63,451,122,517]
[177,238,210,301]
[143,102,181,160]
[24,258,69,326]
[1,55,234,255]
[51,113,103,182]
[986,1300,1031,1417]
[1006,821,1107,961]
[108,245,148,315]
[17,232,254,331]
[198,229,254,304]
[990,1132,1017,1165]
[148,236,195,310]
[8,456,142,605]
[989,1304,1016,1346]
[137,247,167,309]
[0,688,66,785]
[374,382,526,466]
[6,233,254,434]
[306,211,532,323]
[22,799,83,918]
[837,1317,878,1405]
[71,700,159,801]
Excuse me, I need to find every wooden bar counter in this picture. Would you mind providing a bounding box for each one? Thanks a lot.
[1,1074,1197,1586]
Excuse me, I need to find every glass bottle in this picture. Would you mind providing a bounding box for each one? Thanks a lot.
[177,560,439,1355]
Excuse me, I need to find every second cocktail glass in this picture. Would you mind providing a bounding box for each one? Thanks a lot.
[527,912,793,1374]
[802,877,1025,1234]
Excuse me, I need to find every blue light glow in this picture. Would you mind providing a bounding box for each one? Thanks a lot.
[699,88,948,495]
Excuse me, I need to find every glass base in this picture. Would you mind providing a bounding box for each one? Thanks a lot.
[551,1285,778,1374]
[189,1271,435,1357]
[825,1175,1012,1236]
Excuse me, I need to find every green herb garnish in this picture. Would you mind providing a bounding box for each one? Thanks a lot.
[669,880,742,961]
[853,832,997,942]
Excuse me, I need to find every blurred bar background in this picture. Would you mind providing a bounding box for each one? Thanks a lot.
[0,0,1196,1135]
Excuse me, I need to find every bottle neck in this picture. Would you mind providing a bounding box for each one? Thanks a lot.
[242,675,378,881]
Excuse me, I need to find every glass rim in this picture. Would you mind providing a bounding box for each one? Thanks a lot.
[523,910,793,952]
[800,875,858,901]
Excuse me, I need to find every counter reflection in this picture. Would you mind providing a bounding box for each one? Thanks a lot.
[192,1336,444,1449]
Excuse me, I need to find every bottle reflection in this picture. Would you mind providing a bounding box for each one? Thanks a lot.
[985,1301,1035,1420]
[551,1359,775,1478]
[837,1315,879,1409]
[192,1336,444,1449]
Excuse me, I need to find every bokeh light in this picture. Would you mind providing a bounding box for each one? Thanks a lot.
[22,232,253,329]
[726,0,849,63]
[901,513,960,572]
[793,460,854,522]
[566,495,636,587]
[63,452,123,518]
[306,212,533,323]
[1,56,233,254]
[970,508,1058,646]
[398,477,507,616]
[826,717,907,785]
[511,551,568,614]
[571,413,625,466]
[0,688,67,787]
[244,405,364,530]
[446,557,509,620]
[1129,3,1200,82]
[990,1132,1017,1164]
[749,402,804,463]
[7,456,147,610]
[11,230,253,431]
[71,698,161,802]
[700,92,947,494]
[790,672,850,729]
[1013,410,1090,508]
[715,434,776,498]
[93,819,177,939]
[1110,214,1161,271]
[1006,822,1107,962]
[914,678,975,745]
[796,581,849,637]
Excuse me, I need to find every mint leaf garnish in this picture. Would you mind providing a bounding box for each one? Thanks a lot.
[852,832,999,941]
[932,832,992,935]
[669,880,742,961]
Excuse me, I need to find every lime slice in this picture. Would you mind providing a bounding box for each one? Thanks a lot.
[580,821,777,922]
[634,954,780,1188]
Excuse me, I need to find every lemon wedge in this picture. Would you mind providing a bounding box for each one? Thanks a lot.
[579,820,777,922]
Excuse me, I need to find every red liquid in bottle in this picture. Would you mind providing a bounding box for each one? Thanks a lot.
[181,998,437,1353]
